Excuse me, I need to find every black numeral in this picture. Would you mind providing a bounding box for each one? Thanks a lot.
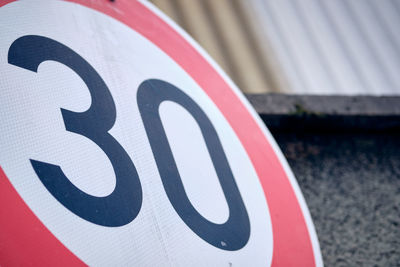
[137,79,250,250]
[8,35,142,227]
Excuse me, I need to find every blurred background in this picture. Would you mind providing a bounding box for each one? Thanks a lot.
[148,1,400,266]
[149,0,400,95]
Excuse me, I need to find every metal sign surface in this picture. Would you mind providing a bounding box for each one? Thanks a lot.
[0,0,322,266]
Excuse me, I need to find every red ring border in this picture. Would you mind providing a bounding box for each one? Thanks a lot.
[0,0,316,266]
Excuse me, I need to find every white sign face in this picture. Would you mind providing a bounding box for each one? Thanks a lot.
[0,1,321,266]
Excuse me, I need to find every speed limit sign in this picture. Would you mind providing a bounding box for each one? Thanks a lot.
[0,0,322,266]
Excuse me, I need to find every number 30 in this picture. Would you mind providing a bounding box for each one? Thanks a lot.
[8,35,250,251]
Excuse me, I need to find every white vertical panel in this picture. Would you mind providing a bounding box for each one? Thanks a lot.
[294,0,363,94]
[325,0,389,94]
[356,0,400,90]
[267,0,334,94]
[248,0,400,95]
[248,0,306,93]
[373,0,400,51]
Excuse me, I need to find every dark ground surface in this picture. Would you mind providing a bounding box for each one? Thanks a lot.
[273,132,400,266]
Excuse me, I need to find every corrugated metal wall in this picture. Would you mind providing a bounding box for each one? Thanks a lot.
[148,0,287,93]
[250,0,400,95]
[148,0,400,95]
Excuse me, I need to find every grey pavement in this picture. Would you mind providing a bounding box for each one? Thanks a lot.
[274,132,400,266]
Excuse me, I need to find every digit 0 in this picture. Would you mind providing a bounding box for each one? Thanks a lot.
[137,79,250,251]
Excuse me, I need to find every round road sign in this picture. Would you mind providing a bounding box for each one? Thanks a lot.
[0,0,322,266]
